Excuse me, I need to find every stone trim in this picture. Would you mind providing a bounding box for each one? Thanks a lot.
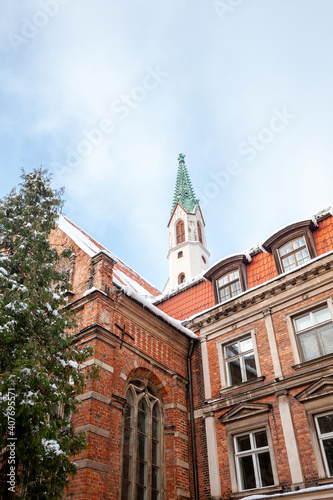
[205,415,221,498]
[201,336,212,399]
[175,488,191,498]
[262,308,282,379]
[165,402,187,412]
[81,358,114,373]
[175,459,189,470]
[75,424,110,438]
[75,459,108,472]
[77,390,111,405]
[174,431,188,441]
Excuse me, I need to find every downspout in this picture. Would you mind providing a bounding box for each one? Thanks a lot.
[188,338,199,500]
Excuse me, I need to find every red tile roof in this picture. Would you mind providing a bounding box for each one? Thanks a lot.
[156,280,215,321]
[314,216,333,256]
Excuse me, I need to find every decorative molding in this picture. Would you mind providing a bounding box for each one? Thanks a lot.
[296,377,333,403]
[219,402,271,424]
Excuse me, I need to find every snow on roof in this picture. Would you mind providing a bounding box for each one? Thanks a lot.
[57,215,160,298]
[186,249,333,323]
[120,285,198,339]
[202,205,333,275]
[152,273,206,304]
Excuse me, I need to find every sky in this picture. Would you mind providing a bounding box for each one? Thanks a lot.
[0,0,332,291]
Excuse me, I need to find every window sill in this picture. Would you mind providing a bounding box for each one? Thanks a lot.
[230,485,283,499]
[219,376,265,395]
[292,352,333,370]
[316,477,333,485]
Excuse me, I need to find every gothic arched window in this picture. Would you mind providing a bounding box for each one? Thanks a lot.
[176,220,185,244]
[121,381,162,500]
[197,222,203,244]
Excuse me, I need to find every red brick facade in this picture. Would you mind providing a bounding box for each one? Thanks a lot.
[51,209,333,499]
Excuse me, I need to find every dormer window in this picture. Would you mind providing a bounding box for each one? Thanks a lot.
[218,270,241,303]
[204,254,248,305]
[262,220,317,275]
[176,220,185,244]
[197,222,203,244]
[278,236,310,272]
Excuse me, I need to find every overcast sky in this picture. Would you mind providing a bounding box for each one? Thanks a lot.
[1,1,332,290]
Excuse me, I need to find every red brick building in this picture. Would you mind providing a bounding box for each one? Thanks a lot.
[51,156,333,499]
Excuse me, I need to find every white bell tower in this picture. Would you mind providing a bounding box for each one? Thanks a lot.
[163,154,210,292]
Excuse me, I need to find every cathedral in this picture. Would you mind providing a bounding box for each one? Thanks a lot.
[50,155,333,500]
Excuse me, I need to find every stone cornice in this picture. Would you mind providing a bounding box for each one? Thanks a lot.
[186,252,333,331]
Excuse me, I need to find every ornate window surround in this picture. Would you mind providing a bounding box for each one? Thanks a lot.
[262,220,317,275]
[219,405,280,496]
[204,254,249,305]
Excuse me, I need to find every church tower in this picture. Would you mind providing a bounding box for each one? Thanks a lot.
[163,154,210,292]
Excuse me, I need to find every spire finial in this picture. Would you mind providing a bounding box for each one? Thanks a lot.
[170,154,199,216]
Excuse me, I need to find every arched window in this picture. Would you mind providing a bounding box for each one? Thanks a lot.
[176,220,185,244]
[121,381,162,500]
[197,222,203,244]
[178,251,183,259]
[178,273,185,285]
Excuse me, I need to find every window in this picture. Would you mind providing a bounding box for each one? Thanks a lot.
[262,219,317,275]
[234,429,274,491]
[121,382,162,500]
[294,305,333,362]
[202,255,206,264]
[176,220,185,244]
[225,336,257,386]
[197,222,203,244]
[177,251,183,259]
[178,273,185,284]
[278,236,310,272]
[315,412,333,477]
[217,270,241,303]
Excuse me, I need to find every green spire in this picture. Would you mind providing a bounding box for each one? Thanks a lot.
[170,154,199,216]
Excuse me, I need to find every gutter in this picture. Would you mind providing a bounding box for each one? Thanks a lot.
[187,339,199,500]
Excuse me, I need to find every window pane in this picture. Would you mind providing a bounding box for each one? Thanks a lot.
[236,434,252,452]
[123,427,132,455]
[240,337,253,353]
[298,330,320,361]
[137,460,146,486]
[137,434,147,460]
[220,286,231,302]
[318,414,333,435]
[121,481,131,500]
[319,324,333,356]
[122,454,131,480]
[152,418,160,441]
[239,455,256,490]
[152,440,159,465]
[295,313,312,332]
[138,401,147,434]
[323,438,333,476]
[313,307,331,325]
[228,359,242,385]
[136,485,146,500]
[257,451,274,486]
[226,343,239,358]
[254,430,268,448]
[244,354,257,380]
[152,466,159,490]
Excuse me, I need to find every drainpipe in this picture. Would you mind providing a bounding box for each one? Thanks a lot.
[188,339,199,500]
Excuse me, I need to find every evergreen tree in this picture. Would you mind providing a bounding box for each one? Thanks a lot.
[0,169,93,499]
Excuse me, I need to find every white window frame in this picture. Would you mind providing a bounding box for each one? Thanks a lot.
[315,411,333,478]
[217,330,261,389]
[278,235,310,273]
[224,414,279,494]
[234,428,274,491]
[285,297,333,365]
[217,269,242,303]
